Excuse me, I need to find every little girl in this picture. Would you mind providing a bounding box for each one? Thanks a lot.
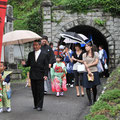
[0,62,12,113]
[51,55,67,97]
[25,72,31,87]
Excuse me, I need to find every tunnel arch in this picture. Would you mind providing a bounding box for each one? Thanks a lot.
[53,18,115,69]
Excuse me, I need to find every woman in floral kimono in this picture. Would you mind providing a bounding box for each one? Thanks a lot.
[51,55,67,97]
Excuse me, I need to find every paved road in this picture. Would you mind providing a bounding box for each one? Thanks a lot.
[0,78,106,120]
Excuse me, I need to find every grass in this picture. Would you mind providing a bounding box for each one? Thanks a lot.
[85,65,120,120]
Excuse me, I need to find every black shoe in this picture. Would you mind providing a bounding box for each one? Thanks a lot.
[93,99,96,104]
[77,94,80,97]
[37,107,42,111]
[81,94,84,97]
[88,101,92,106]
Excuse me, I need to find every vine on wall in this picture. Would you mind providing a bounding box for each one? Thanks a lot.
[52,0,120,16]
[94,18,106,26]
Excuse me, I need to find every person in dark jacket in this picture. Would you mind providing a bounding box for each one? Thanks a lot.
[41,36,56,67]
[41,36,56,93]
[22,40,48,111]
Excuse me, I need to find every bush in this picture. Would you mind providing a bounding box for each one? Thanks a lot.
[86,114,109,120]
[18,64,30,79]
[99,89,120,102]
[85,66,120,120]
[8,0,43,35]
[27,7,43,35]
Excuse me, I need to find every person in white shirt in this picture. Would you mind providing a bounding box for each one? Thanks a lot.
[98,45,109,78]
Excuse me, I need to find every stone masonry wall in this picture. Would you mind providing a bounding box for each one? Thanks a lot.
[42,3,120,69]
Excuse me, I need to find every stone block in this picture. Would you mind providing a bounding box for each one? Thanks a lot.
[101,29,107,35]
[109,16,114,21]
[51,36,55,40]
[96,26,104,32]
[61,27,66,32]
[43,11,47,15]
[43,24,51,29]
[104,32,111,38]
[115,45,120,49]
[108,40,114,45]
[106,26,110,30]
[43,21,51,24]
[114,23,120,27]
[115,50,120,54]
[85,17,92,21]
[106,21,114,26]
[44,15,51,19]
[73,20,79,26]
[109,49,114,54]
[46,10,51,15]
[85,20,92,26]
[43,7,51,11]
[87,12,92,16]
[96,12,103,17]
[44,29,51,33]
[114,27,119,32]
[115,41,120,45]
[109,25,114,30]
[114,18,119,22]
[115,59,119,64]
[109,45,114,49]
[115,55,120,59]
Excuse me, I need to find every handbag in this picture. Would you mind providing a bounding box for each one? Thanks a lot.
[104,63,108,69]
[7,89,12,99]
[6,83,11,99]
[77,64,86,73]
[87,73,94,82]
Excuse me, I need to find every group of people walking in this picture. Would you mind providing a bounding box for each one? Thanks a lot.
[0,35,109,113]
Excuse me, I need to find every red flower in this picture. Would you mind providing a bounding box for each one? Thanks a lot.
[0,88,2,90]
[0,99,2,102]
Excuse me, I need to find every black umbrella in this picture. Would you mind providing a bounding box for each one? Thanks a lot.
[60,32,88,44]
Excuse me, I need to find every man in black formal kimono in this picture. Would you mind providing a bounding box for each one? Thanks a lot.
[22,40,48,111]
[41,36,56,93]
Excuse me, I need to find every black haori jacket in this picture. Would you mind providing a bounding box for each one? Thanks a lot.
[24,50,49,80]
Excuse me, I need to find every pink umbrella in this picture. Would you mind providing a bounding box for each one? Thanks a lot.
[3,30,41,45]
[2,30,41,59]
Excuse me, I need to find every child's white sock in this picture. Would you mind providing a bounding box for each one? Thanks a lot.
[0,93,3,96]
[6,107,11,112]
[56,92,60,97]
[0,108,3,113]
